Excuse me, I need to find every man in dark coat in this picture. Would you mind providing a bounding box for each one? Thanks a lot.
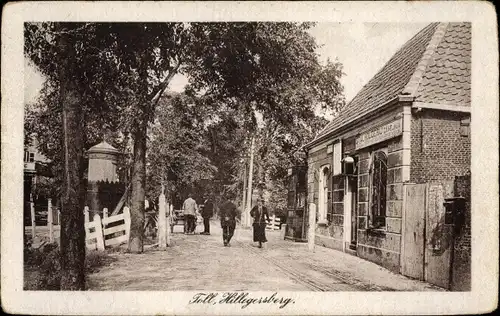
[200,197,214,235]
[219,199,237,247]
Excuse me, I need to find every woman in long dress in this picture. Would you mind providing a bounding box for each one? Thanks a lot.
[250,198,270,248]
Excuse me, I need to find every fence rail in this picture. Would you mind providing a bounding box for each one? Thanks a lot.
[266,215,281,230]
[84,206,130,250]
[25,194,170,250]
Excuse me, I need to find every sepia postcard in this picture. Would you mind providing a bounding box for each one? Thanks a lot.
[1,1,498,315]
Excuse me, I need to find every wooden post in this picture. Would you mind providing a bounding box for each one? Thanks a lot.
[103,208,108,229]
[84,206,90,223]
[93,213,105,251]
[280,224,287,239]
[158,193,167,249]
[57,208,60,226]
[123,207,131,243]
[241,158,247,226]
[47,198,54,243]
[30,201,36,239]
[245,137,255,227]
[166,204,172,246]
[308,203,316,251]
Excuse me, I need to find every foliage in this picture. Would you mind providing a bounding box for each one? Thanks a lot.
[24,244,115,290]
[146,92,218,201]
[24,22,345,255]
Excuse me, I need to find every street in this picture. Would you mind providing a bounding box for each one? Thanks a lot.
[87,221,443,291]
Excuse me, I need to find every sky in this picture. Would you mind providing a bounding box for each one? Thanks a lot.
[24,22,428,116]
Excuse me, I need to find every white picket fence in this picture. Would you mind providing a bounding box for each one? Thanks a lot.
[84,206,131,251]
[266,215,281,230]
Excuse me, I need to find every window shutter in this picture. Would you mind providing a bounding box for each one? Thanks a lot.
[333,141,342,175]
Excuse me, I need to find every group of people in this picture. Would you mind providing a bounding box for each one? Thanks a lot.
[181,194,270,248]
[181,193,214,235]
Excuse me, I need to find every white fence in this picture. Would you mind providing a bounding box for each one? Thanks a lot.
[26,193,170,251]
[25,199,60,244]
[266,215,281,230]
[84,206,131,251]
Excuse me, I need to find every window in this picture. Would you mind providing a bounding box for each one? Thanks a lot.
[460,117,470,137]
[24,151,35,163]
[317,165,330,223]
[370,151,387,228]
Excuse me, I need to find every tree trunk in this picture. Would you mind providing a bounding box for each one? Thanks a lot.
[128,119,147,253]
[59,25,86,290]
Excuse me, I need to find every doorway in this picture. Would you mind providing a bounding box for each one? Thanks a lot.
[348,176,358,249]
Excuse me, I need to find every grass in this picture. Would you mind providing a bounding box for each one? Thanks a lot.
[24,242,116,290]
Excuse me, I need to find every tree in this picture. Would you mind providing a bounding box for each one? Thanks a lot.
[100,22,343,252]
[25,23,90,290]
[24,22,136,289]
[26,22,345,258]
[146,92,218,202]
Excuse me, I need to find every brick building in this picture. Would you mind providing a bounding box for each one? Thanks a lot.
[304,23,471,290]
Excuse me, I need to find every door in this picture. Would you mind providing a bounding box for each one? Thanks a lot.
[424,183,453,289]
[401,183,427,280]
[350,177,358,248]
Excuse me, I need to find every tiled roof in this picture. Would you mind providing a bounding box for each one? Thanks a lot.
[414,23,471,106]
[313,22,471,141]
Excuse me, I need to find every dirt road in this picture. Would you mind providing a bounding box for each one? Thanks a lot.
[87,221,442,291]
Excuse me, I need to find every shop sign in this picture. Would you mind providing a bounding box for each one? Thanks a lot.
[355,119,402,149]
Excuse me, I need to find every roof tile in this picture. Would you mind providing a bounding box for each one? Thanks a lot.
[313,22,471,141]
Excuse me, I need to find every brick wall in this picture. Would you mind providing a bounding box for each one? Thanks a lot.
[307,107,404,257]
[356,137,403,273]
[307,146,344,250]
[451,174,471,291]
[411,110,471,183]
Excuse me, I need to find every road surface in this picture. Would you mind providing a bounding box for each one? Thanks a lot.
[87,221,443,291]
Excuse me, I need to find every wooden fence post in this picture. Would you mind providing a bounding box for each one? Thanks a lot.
[103,208,108,229]
[308,203,316,251]
[123,207,131,243]
[93,213,105,251]
[84,206,90,223]
[166,204,173,245]
[158,193,167,249]
[30,201,36,239]
[47,198,54,243]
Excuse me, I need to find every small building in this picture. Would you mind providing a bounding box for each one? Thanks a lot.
[304,23,471,290]
[24,140,52,224]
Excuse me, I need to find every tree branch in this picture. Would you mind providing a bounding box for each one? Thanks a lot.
[149,63,181,103]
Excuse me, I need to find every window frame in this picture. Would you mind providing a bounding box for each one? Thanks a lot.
[368,149,388,229]
[317,164,331,224]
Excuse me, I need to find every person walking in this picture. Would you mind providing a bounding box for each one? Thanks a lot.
[250,197,270,248]
[182,193,199,235]
[201,197,214,235]
[219,199,237,246]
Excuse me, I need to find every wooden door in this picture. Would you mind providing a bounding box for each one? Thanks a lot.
[424,183,453,289]
[401,183,427,280]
